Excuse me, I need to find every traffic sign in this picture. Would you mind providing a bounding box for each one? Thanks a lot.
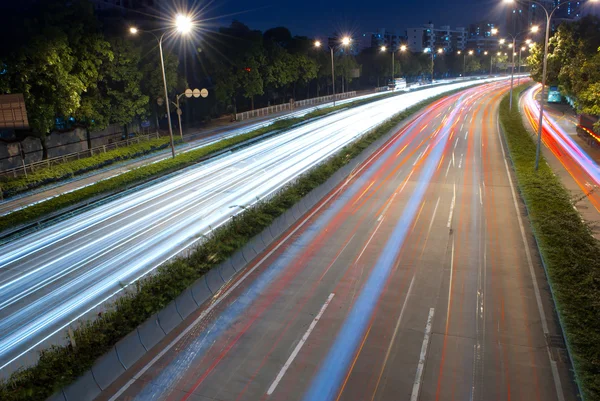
[184,88,193,98]
[193,88,201,98]
[200,88,209,98]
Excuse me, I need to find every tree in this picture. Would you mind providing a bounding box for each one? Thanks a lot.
[465,57,482,74]
[103,38,149,130]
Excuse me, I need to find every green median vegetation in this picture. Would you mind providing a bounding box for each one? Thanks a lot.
[0,136,174,199]
[499,85,600,400]
[0,89,411,235]
[0,88,465,401]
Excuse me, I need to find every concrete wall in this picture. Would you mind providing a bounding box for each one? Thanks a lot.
[0,123,140,171]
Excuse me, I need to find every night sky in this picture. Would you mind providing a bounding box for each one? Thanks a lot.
[201,0,508,37]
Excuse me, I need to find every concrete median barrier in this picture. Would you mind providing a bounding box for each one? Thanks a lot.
[175,288,197,320]
[138,314,166,350]
[157,300,183,334]
[248,235,266,256]
[260,229,274,249]
[241,243,258,265]
[190,277,212,306]
[63,370,101,401]
[205,267,225,294]
[91,347,126,390]
[115,330,146,369]
[230,250,247,272]
[219,260,237,282]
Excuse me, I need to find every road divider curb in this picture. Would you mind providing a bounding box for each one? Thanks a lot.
[115,331,146,369]
[90,348,126,390]
[157,301,184,334]
[137,314,166,350]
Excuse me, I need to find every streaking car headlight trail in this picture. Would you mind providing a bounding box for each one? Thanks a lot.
[0,77,508,376]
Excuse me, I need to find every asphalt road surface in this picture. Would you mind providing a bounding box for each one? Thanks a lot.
[100,81,577,401]
[0,79,508,377]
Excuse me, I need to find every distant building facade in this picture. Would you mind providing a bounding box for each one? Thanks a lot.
[406,23,467,52]
[467,22,500,53]
[505,0,582,34]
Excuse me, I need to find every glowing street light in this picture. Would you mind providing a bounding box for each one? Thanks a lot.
[129,13,196,158]
[380,46,387,52]
[314,36,352,105]
[400,45,407,52]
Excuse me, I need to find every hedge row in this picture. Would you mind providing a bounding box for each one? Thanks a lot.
[499,86,600,400]
[0,89,463,401]
[0,90,408,234]
[0,136,174,198]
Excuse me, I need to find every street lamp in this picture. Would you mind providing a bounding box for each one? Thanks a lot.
[458,50,473,77]
[129,14,195,158]
[380,45,398,87]
[314,36,352,106]
[498,26,537,110]
[424,47,443,83]
[503,0,598,170]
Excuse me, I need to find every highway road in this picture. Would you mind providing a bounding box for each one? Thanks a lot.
[0,78,508,377]
[522,85,600,213]
[99,82,577,401]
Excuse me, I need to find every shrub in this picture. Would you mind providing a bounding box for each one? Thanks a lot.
[499,85,600,400]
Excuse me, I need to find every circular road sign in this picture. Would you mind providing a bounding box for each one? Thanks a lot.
[192,88,201,98]
[200,88,209,98]
[184,88,193,98]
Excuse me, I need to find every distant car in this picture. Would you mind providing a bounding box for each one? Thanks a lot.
[548,86,562,103]
[388,78,407,91]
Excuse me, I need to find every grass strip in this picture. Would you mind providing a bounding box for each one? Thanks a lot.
[0,88,466,401]
[499,85,600,400]
[0,89,417,234]
[0,137,174,199]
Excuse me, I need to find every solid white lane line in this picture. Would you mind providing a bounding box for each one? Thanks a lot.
[447,182,456,229]
[447,240,455,326]
[267,293,335,395]
[371,275,416,399]
[426,198,441,240]
[356,218,386,263]
[410,308,435,401]
[496,119,565,401]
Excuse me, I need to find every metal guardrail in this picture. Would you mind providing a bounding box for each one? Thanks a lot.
[235,92,357,121]
[0,132,160,179]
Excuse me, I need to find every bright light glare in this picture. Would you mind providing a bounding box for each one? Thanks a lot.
[314,40,322,48]
[341,37,351,46]
[468,50,474,55]
[531,25,540,33]
[400,45,407,51]
[526,39,532,44]
[380,46,387,52]
[484,51,488,55]
[129,27,138,34]
[457,50,462,55]
[491,28,498,35]
[437,48,444,54]
[175,14,193,34]
[499,38,506,45]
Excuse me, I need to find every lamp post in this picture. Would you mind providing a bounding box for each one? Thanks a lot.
[425,47,443,83]
[457,50,473,77]
[503,0,598,170]
[381,45,407,88]
[130,14,194,158]
[498,28,535,111]
[314,36,351,106]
